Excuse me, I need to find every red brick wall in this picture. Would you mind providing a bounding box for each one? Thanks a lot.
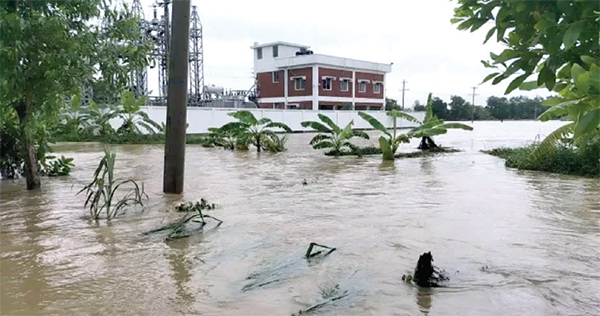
[288,67,312,97]
[256,71,283,98]
[288,101,312,110]
[318,68,353,97]
[355,72,384,99]
[355,102,383,110]
[258,102,286,109]
[259,101,312,109]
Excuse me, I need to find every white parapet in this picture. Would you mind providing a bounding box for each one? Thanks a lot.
[110,107,425,134]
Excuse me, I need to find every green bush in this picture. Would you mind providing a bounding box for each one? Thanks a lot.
[484,140,600,177]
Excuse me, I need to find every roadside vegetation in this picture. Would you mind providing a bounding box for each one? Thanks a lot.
[454,0,599,176]
[485,140,599,177]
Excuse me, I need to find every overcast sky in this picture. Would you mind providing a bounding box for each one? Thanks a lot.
[140,0,552,108]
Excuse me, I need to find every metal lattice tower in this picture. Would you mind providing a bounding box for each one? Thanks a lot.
[130,0,148,98]
[188,6,204,106]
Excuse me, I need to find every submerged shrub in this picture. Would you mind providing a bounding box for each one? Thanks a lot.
[79,148,147,220]
[485,140,600,177]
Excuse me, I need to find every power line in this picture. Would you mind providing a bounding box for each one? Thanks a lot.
[469,86,479,123]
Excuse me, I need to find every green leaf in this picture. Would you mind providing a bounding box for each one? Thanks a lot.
[519,81,542,91]
[317,114,340,134]
[571,63,586,82]
[529,123,576,160]
[301,121,332,134]
[352,130,370,140]
[386,110,421,123]
[482,72,500,84]
[580,55,597,65]
[265,122,292,133]
[457,19,474,30]
[538,99,582,121]
[483,26,496,44]
[574,108,600,138]
[563,21,584,50]
[537,65,556,91]
[229,110,258,125]
[313,141,336,150]
[576,72,590,92]
[589,64,600,92]
[505,74,529,94]
[534,18,554,31]
[358,112,389,135]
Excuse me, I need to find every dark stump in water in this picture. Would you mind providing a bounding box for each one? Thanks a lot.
[418,137,438,150]
[413,252,449,287]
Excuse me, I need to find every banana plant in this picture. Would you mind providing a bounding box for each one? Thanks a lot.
[359,110,419,160]
[221,110,292,152]
[301,114,369,156]
[359,93,473,159]
[407,93,474,150]
[115,91,162,135]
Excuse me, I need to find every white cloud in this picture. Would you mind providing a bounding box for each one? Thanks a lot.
[140,0,552,106]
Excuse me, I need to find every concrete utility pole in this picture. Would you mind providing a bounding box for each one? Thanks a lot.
[163,0,191,194]
[469,86,479,123]
[400,80,409,110]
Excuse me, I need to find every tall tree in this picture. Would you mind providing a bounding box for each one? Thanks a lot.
[0,0,152,189]
[448,96,472,120]
[430,96,449,120]
[453,0,599,158]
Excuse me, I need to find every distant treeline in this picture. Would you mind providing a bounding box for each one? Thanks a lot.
[386,95,551,121]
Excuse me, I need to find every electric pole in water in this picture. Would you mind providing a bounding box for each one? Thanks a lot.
[163,0,191,194]
[400,80,409,110]
[469,86,479,123]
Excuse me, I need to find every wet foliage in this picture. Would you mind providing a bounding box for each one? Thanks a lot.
[144,199,222,240]
[1,107,74,179]
[484,140,600,177]
[205,110,292,153]
[78,148,147,220]
[243,243,337,293]
[301,114,369,156]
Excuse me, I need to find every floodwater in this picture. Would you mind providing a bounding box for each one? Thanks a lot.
[1,121,599,316]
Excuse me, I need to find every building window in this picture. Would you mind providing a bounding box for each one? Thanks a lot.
[257,48,262,59]
[294,77,306,90]
[359,81,367,93]
[273,45,278,58]
[340,79,350,92]
[272,71,279,83]
[374,83,381,94]
[322,77,333,90]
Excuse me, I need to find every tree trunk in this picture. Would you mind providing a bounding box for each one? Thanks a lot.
[256,135,261,152]
[418,137,438,150]
[21,96,41,190]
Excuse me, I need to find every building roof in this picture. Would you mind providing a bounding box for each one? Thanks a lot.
[273,53,392,73]
[250,41,310,49]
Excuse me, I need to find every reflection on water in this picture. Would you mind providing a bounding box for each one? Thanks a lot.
[1,121,599,316]
[416,288,433,315]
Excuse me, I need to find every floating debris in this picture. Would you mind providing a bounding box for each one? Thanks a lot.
[144,199,222,240]
[243,243,337,292]
[305,243,336,259]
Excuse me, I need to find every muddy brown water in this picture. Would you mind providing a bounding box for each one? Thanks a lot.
[1,121,599,316]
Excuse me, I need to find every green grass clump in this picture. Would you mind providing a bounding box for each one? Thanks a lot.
[484,140,599,177]
[56,133,210,145]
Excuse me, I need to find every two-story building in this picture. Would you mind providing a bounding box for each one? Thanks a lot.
[251,41,392,110]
